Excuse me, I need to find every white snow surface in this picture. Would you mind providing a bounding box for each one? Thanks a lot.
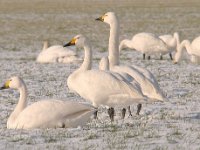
[1,0,200,149]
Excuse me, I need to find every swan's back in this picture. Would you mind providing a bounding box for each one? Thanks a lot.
[132,32,168,54]
[112,65,166,101]
[159,34,176,49]
[191,36,200,50]
[67,70,146,107]
[36,45,78,63]
[9,100,95,129]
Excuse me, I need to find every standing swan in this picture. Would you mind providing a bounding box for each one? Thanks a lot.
[119,32,169,60]
[36,40,80,63]
[96,12,167,116]
[99,57,141,118]
[64,35,147,121]
[159,32,180,60]
[0,76,96,129]
[174,36,200,64]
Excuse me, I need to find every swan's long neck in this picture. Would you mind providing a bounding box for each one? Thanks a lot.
[174,33,180,49]
[109,19,120,69]
[184,41,193,55]
[119,39,132,52]
[11,82,28,118]
[43,41,49,50]
[174,40,190,62]
[78,44,92,71]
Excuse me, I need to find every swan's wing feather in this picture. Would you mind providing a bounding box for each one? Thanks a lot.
[69,70,145,107]
[15,100,95,129]
[132,33,168,53]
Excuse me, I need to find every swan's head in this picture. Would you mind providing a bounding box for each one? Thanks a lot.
[63,34,88,48]
[96,12,117,25]
[0,76,23,90]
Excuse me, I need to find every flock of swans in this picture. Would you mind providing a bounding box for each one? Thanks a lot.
[1,11,200,129]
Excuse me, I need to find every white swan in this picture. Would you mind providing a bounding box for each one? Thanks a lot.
[119,32,169,60]
[98,56,141,118]
[0,76,96,129]
[99,56,109,71]
[96,12,166,106]
[64,34,147,121]
[174,36,200,64]
[36,41,80,63]
[159,32,180,60]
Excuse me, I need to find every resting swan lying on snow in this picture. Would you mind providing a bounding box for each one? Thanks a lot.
[0,76,96,129]
[36,40,80,63]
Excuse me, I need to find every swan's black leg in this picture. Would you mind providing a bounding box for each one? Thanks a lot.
[147,56,151,60]
[169,53,173,60]
[122,108,126,119]
[160,55,163,60]
[94,110,98,119]
[108,107,115,121]
[128,106,132,117]
[143,53,146,60]
[136,104,142,115]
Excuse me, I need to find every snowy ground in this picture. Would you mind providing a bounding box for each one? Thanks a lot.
[1,0,200,149]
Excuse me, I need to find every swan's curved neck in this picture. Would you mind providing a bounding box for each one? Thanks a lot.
[79,44,92,71]
[174,33,180,48]
[11,82,28,118]
[174,40,190,62]
[109,19,120,69]
[119,39,132,52]
[43,41,49,50]
[184,41,192,55]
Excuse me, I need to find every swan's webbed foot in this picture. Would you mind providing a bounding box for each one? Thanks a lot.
[136,103,142,115]
[128,106,132,117]
[143,54,146,60]
[160,55,163,60]
[169,53,173,60]
[147,56,151,60]
[122,108,126,119]
[108,107,115,122]
[94,110,98,119]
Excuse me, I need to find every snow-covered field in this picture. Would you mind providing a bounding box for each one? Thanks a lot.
[1,0,200,149]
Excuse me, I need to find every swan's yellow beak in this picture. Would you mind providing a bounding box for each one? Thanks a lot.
[0,80,10,90]
[95,15,105,22]
[63,38,76,47]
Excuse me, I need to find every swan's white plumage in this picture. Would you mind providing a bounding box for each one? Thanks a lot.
[99,57,109,71]
[99,57,142,94]
[174,36,200,63]
[65,35,147,108]
[97,12,166,102]
[36,41,80,63]
[1,76,95,129]
[159,32,180,52]
[119,32,169,57]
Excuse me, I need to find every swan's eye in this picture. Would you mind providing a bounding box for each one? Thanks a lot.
[10,79,12,81]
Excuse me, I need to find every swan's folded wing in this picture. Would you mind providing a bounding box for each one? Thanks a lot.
[15,100,95,129]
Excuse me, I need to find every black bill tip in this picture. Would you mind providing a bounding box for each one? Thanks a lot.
[63,42,71,47]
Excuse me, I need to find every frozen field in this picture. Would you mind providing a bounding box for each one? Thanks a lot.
[1,0,200,149]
